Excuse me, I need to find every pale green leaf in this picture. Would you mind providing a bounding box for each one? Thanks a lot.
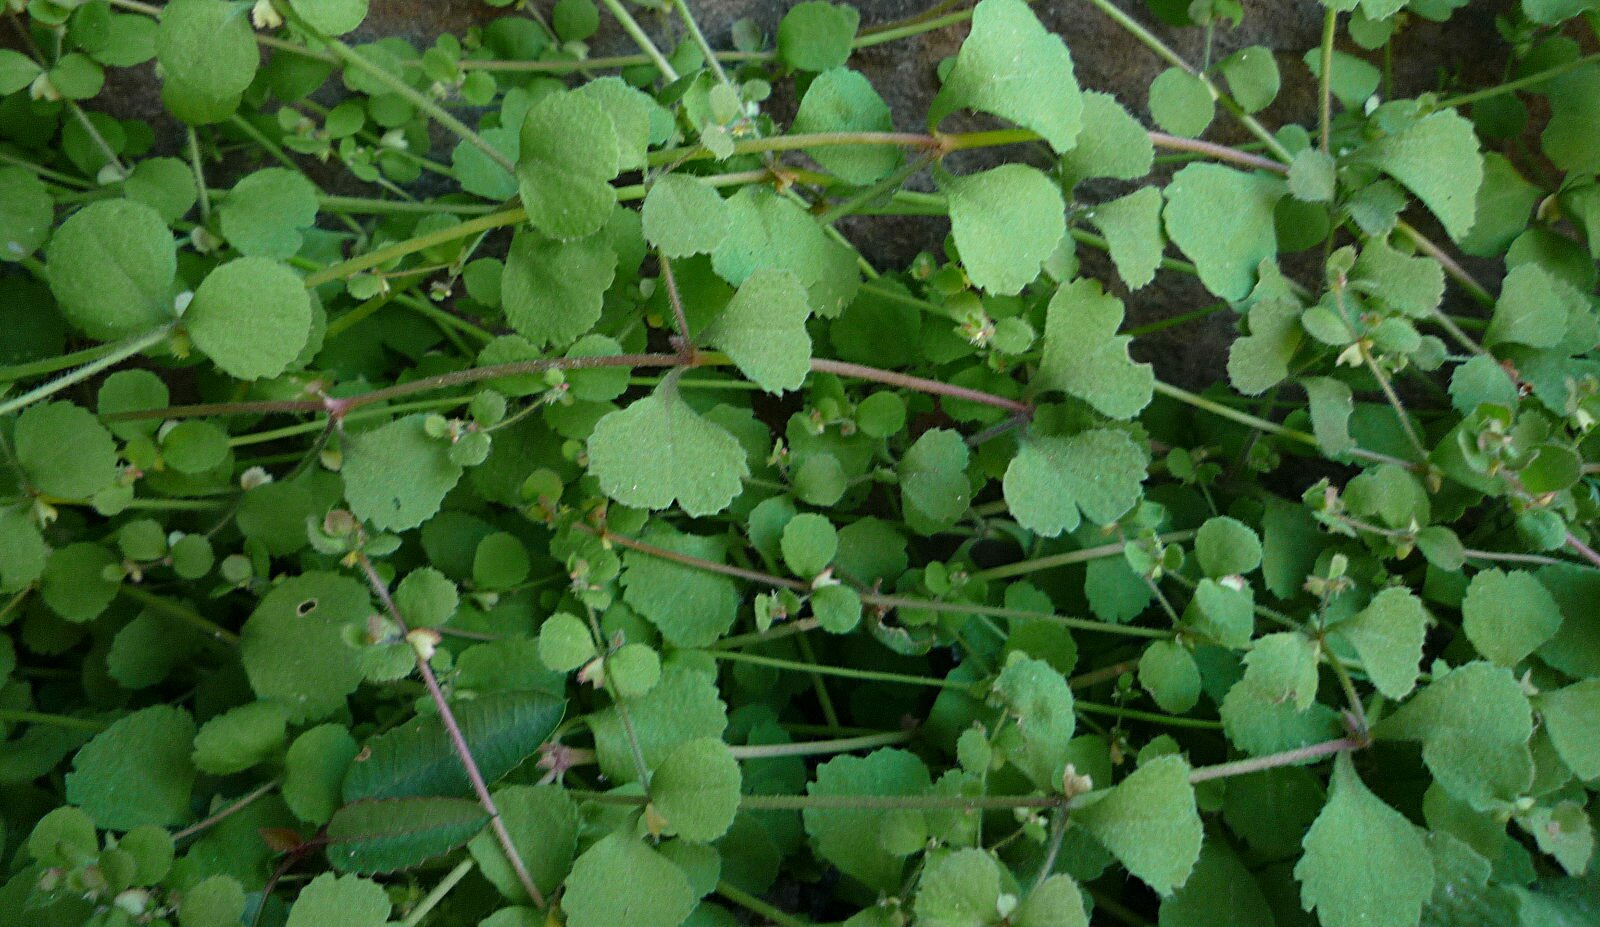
[712,185,859,317]
[1147,67,1213,138]
[928,0,1083,152]
[518,90,619,240]
[47,199,175,339]
[1358,110,1483,241]
[1462,569,1562,667]
[218,168,318,259]
[1074,755,1202,895]
[501,229,616,348]
[621,525,741,648]
[186,257,312,380]
[898,428,971,536]
[284,874,389,927]
[704,268,812,393]
[1333,586,1429,700]
[791,68,901,184]
[1163,164,1284,301]
[241,572,371,722]
[1090,187,1164,290]
[589,387,749,517]
[341,414,464,531]
[564,832,696,927]
[468,784,578,903]
[643,175,731,258]
[1303,376,1356,458]
[913,849,1003,927]
[1139,640,1202,714]
[1059,91,1152,185]
[652,738,742,843]
[803,749,932,893]
[284,724,360,826]
[1537,680,1600,781]
[14,401,119,500]
[1375,662,1534,809]
[1002,428,1148,537]
[1195,516,1262,578]
[940,164,1065,296]
[66,705,196,829]
[1039,278,1154,419]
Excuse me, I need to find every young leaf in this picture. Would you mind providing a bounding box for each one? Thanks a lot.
[0,166,51,263]
[1163,164,1284,301]
[590,664,727,784]
[1356,110,1483,241]
[563,831,697,927]
[518,90,619,240]
[1147,67,1214,138]
[1219,45,1280,113]
[218,168,319,259]
[324,797,488,873]
[1295,754,1434,927]
[469,784,578,903]
[341,414,465,531]
[1060,91,1153,184]
[928,0,1083,152]
[191,701,289,775]
[1138,640,1202,715]
[1090,186,1164,290]
[1002,428,1148,537]
[1039,278,1154,419]
[651,738,742,843]
[992,652,1075,790]
[186,257,313,380]
[500,229,617,348]
[939,164,1065,296]
[290,0,369,36]
[1303,376,1356,458]
[539,613,596,672]
[284,874,390,927]
[65,705,196,829]
[1331,587,1428,700]
[777,1,859,72]
[1016,874,1088,927]
[704,268,813,393]
[342,690,565,801]
[241,572,371,723]
[588,387,750,517]
[642,174,731,258]
[180,877,247,927]
[284,724,361,826]
[712,185,860,317]
[1194,516,1262,578]
[780,513,838,578]
[914,849,1003,927]
[898,428,971,536]
[1073,755,1202,895]
[157,0,258,100]
[1228,297,1303,395]
[46,199,175,339]
[791,68,901,184]
[1461,569,1562,667]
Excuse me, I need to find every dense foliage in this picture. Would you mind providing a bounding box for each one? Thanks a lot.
[1,0,1598,924]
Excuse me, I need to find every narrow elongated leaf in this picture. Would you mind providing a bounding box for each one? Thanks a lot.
[325,798,489,873]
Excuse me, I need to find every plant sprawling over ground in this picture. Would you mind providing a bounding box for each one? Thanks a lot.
[1,0,1598,924]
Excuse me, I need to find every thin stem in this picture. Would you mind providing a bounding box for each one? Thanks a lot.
[1358,343,1429,461]
[357,555,546,908]
[1188,737,1364,784]
[672,0,731,87]
[970,532,1195,582]
[1440,51,1600,108]
[598,0,679,81]
[173,778,282,841]
[728,730,915,760]
[1396,220,1495,312]
[715,882,811,927]
[119,586,241,647]
[1068,659,1139,690]
[0,709,108,732]
[1326,654,1370,738]
[658,251,695,356]
[794,630,844,730]
[187,126,211,223]
[864,594,1176,639]
[713,618,823,650]
[1563,532,1600,571]
[1149,132,1287,175]
[402,859,476,927]
[1154,381,1417,470]
[1319,8,1336,154]
[809,358,1030,414]
[703,649,973,691]
[1074,701,1224,730]
[0,325,173,418]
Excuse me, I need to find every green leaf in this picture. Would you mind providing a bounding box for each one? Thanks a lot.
[41,542,119,621]
[191,701,289,775]
[622,525,742,648]
[651,738,742,843]
[1090,187,1164,290]
[1374,662,1533,809]
[1541,65,1600,173]
[241,572,370,723]
[0,507,48,594]
[1016,874,1088,927]
[1039,278,1154,419]
[1536,681,1600,781]
[803,749,932,893]
[157,0,258,99]
[290,0,368,35]
[588,387,749,517]
[643,175,731,257]
[284,724,360,826]
[992,652,1075,790]
[26,806,97,868]
[1460,153,1539,258]
[1300,376,1356,458]
[501,229,616,348]
[538,613,596,672]
[1352,236,1444,317]
[47,199,175,339]
[704,268,813,393]
[1287,148,1336,202]
[218,168,319,259]
[564,832,697,927]
[928,0,1083,152]
[1074,755,1202,895]
[469,784,578,903]
[1148,67,1214,138]
[1221,640,1343,756]
[0,49,41,94]
[812,584,862,633]
[1357,110,1483,241]
[1163,164,1284,301]
[939,165,1065,296]
[284,873,390,927]
[1485,264,1583,350]
[712,185,859,317]
[395,567,458,628]
[1219,46,1280,113]
[66,705,196,829]
[1462,569,1562,667]
[14,401,119,500]
[342,690,564,801]
[899,428,971,536]
[1002,428,1148,536]
[777,1,859,72]
[781,513,838,578]
[186,257,313,380]
[1139,640,1202,714]
[1158,839,1275,927]
[1228,295,1303,395]
[162,420,230,474]
[0,166,51,263]
[913,848,1003,927]
[590,664,727,784]
[179,876,247,927]
[324,797,488,873]
[1333,587,1429,700]
[1195,516,1262,578]
[1295,754,1435,927]
[473,532,530,589]
[1060,91,1153,184]
[791,68,901,184]
[341,414,465,531]
[518,90,619,240]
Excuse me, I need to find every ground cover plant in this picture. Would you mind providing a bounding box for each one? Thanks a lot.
[1,0,1599,924]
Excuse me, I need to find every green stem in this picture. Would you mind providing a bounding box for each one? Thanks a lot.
[715,882,812,927]
[173,778,282,841]
[970,532,1196,582]
[1319,8,1336,154]
[0,325,174,419]
[598,0,679,81]
[672,0,731,87]
[1075,701,1224,730]
[119,586,241,646]
[702,649,973,691]
[0,709,108,732]
[403,859,476,927]
[1440,51,1600,108]
[1187,737,1364,783]
[187,126,211,223]
[729,730,915,760]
